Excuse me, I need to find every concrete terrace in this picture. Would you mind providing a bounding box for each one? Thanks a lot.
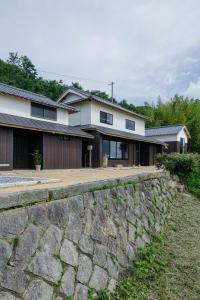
[0,166,158,196]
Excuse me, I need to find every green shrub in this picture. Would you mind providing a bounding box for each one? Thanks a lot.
[155,153,200,179]
[185,169,200,199]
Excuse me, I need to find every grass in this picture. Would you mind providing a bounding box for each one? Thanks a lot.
[90,192,200,300]
[185,169,200,199]
[12,235,20,252]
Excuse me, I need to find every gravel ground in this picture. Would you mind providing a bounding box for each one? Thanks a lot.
[0,166,158,195]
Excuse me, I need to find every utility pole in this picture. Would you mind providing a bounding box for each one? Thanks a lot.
[108,82,115,102]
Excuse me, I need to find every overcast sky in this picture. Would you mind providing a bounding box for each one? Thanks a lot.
[1,0,200,105]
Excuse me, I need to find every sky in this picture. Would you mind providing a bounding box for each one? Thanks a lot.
[1,0,200,105]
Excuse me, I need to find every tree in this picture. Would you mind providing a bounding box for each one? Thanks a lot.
[20,55,37,77]
[7,52,20,65]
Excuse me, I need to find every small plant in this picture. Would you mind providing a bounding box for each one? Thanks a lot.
[53,253,61,260]
[12,235,20,252]
[31,149,42,170]
[88,288,112,300]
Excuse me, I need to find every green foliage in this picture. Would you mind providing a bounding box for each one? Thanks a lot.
[155,153,200,179]
[12,235,20,252]
[185,169,200,199]
[31,149,42,165]
[0,52,68,100]
[88,289,112,300]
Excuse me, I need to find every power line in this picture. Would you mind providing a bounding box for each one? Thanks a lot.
[37,69,109,85]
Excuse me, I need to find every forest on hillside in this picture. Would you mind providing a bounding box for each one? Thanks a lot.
[1,52,200,152]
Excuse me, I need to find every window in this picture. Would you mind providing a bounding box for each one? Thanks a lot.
[102,139,128,160]
[31,103,57,121]
[180,138,185,153]
[126,119,135,131]
[100,111,113,125]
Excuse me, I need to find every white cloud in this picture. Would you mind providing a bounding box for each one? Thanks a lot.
[1,0,200,103]
[184,78,200,98]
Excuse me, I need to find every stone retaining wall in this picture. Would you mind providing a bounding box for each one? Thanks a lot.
[0,171,178,299]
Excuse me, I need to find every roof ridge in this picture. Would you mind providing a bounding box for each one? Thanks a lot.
[146,124,184,130]
[0,82,50,100]
[67,87,149,120]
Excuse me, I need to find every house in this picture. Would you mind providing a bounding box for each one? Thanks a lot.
[0,83,93,170]
[145,125,191,153]
[58,87,165,167]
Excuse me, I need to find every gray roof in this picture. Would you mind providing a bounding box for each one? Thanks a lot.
[59,87,149,120]
[0,83,78,112]
[0,113,93,139]
[78,124,164,145]
[145,125,185,137]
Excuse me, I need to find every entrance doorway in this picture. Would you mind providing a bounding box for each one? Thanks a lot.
[13,129,43,169]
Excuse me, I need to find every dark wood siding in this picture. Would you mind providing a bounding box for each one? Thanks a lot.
[0,126,13,170]
[43,133,82,169]
[13,129,43,169]
[140,142,150,166]
[165,141,179,153]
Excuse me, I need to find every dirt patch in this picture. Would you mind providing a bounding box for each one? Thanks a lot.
[0,166,157,195]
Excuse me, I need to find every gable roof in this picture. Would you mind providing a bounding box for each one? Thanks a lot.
[0,112,93,139]
[145,124,191,138]
[0,83,78,113]
[58,87,149,120]
[78,124,165,145]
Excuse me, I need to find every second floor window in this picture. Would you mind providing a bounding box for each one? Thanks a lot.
[126,119,135,131]
[100,111,113,125]
[31,103,57,121]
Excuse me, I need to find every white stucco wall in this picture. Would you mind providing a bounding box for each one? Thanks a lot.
[68,100,145,135]
[68,101,92,126]
[90,101,145,135]
[0,94,69,125]
[177,128,188,143]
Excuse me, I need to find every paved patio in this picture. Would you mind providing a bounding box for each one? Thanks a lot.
[0,166,158,195]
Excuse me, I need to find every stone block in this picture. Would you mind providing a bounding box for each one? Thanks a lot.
[0,209,28,238]
[47,200,69,227]
[107,255,119,280]
[108,278,117,292]
[28,204,49,228]
[79,234,94,255]
[24,279,53,300]
[77,254,92,284]
[89,265,108,290]
[83,192,95,210]
[0,239,12,268]
[40,224,63,254]
[83,208,93,235]
[15,224,42,269]
[61,266,76,296]
[60,239,78,267]
[65,213,82,243]
[93,243,107,268]
[29,251,62,282]
[0,266,29,294]
[75,283,88,300]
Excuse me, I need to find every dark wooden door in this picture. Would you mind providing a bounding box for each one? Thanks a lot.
[0,127,13,170]
[13,130,29,169]
[135,143,140,166]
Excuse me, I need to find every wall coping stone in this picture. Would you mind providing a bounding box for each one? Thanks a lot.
[0,171,170,212]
